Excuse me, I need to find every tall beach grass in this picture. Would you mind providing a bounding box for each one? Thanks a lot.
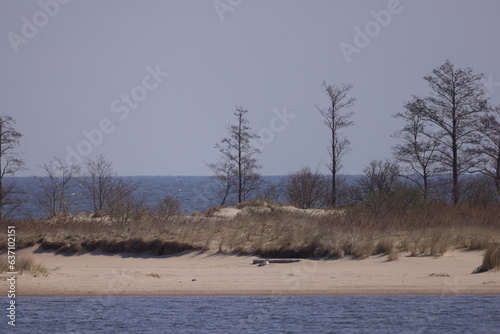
[1,203,498,264]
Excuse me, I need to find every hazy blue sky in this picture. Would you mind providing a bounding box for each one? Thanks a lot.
[2,0,500,176]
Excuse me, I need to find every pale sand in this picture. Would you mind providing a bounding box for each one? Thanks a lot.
[1,247,499,296]
[212,206,344,219]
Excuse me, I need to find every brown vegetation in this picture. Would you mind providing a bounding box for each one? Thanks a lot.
[0,254,48,277]
[1,203,499,265]
[473,243,500,273]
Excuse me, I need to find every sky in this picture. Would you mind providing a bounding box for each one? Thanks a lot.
[1,0,500,177]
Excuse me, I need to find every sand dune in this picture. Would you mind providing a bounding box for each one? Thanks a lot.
[1,247,499,296]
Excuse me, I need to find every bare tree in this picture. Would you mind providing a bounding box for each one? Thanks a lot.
[286,167,326,209]
[38,157,80,217]
[80,154,137,214]
[80,154,115,213]
[316,81,355,208]
[473,106,500,197]
[208,106,262,205]
[0,116,26,219]
[410,60,490,204]
[392,100,439,200]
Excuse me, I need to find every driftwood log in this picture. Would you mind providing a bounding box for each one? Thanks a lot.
[252,259,301,265]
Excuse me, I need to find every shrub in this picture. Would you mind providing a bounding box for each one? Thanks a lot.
[156,196,183,219]
[109,192,150,223]
[460,175,499,207]
[285,167,326,209]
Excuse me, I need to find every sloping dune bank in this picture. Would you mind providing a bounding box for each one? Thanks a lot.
[2,247,499,296]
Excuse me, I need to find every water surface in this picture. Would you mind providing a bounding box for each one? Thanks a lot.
[2,295,499,333]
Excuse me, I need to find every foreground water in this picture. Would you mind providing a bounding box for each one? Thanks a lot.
[2,295,499,333]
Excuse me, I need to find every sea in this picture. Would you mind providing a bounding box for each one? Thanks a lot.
[1,295,500,333]
[4,176,289,220]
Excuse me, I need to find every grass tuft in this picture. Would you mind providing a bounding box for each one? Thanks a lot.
[473,243,500,274]
[0,254,48,277]
[376,239,399,261]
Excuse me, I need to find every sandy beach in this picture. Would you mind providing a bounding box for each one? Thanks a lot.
[2,246,499,296]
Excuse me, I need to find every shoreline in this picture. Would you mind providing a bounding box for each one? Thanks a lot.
[17,291,500,297]
[1,247,499,297]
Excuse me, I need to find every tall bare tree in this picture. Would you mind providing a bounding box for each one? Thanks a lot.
[38,157,80,217]
[0,116,25,219]
[316,81,355,208]
[208,106,262,205]
[392,100,439,200]
[410,60,490,204]
[473,106,500,197]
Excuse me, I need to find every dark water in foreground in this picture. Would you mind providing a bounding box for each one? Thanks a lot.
[2,295,500,333]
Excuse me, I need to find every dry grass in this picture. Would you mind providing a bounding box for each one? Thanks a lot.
[473,243,500,273]
[0,204,499,262]
[40,236,198,255]
[375,239,399,261]
[0,254,48,277]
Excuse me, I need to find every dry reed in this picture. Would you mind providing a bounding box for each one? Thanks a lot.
[0,204,498,262]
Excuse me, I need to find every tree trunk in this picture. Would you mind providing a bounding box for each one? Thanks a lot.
[452,147,459,205]
[496,149,500,197]
[0,164,2,220]
[238,145,242,204]
[0,132,3,221]
[0,127,3,220]
[220,184,230,207]
[331,157,336,208]
[423,172,428,201]
[331,109,337,208]
[452,106,459,205]
[238,114,243,203]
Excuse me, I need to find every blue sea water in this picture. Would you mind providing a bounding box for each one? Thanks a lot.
[1,295,499,333]
[5,176,287,219]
